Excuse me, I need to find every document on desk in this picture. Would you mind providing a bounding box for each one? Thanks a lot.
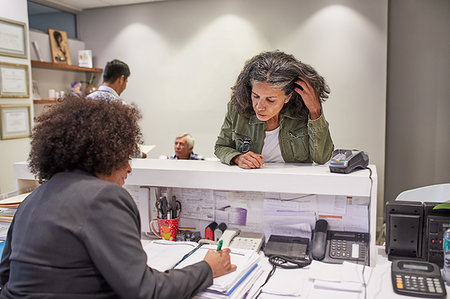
[144,240,200,272]
[175,244,260,293]
[307,260,372,299]
[260,267,309,297]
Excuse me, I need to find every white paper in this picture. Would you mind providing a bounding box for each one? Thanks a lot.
[0,21,25,54]
[5,111,27,133]
[144,240,199,271]
[309,260,371,284]
[317,195,347,215]
[343,204,369,232]
[175,244,260,292]
[173,188,214,221]
[261,267,309,296]
[1,67,27,93]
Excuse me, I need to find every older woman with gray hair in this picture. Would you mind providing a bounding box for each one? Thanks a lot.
[215,50,334,169]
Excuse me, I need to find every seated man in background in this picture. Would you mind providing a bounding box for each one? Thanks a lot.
[170,133,204,160]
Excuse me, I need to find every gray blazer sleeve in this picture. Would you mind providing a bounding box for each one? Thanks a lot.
[82,184,213,299]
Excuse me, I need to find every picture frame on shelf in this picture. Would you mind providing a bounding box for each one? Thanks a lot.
[32,80,41,100]
[32,41,43,61]
[78,50,92,68]
[48,28,71,65]
[0,17,27,59]
[0,62,29,98]
[0,104,31,140]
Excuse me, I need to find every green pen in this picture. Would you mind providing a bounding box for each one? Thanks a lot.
[216,239,223,251]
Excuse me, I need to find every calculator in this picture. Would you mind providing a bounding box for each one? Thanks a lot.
[391,260,447,297]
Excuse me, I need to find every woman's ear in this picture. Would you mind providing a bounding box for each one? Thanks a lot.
[285,92,293,104]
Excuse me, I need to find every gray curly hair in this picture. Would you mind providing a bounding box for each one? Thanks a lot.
[231,50,330,119]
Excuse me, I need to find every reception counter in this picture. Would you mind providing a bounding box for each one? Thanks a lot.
[14,159,378,265]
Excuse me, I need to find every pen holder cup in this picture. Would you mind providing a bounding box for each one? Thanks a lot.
[150,217,179,241]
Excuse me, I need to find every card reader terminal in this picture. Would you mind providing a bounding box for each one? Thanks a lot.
[329,149,369,174]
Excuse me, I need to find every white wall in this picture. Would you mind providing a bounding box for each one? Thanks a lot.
[0,0,32,193]
[79,0,387,224]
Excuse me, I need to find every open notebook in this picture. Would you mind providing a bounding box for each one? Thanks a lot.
[144,240,261,295]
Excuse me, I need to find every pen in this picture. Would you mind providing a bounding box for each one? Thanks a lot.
[217,239,223,251]
[172,243,204,269]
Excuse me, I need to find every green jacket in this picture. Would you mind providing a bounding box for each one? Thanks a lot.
[214,101,334,165]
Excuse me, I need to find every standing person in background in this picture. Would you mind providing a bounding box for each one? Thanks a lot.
[87,59,130,103]
[215,50,334,169]
[170,133,205,160]
[0,97,235,298]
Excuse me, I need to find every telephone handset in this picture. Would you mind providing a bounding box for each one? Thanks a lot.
[311,219,328,260]
[219,229,240,248]
[218,229,265,252]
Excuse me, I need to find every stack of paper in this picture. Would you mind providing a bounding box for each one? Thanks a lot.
[144,241,262,298]
[0,208,16,223]
[0,191,32,239]
[307,260,372,299]
[0,192,30,209]
[144,240,201,271]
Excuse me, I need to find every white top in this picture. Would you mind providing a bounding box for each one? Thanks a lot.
[261,127,284,163]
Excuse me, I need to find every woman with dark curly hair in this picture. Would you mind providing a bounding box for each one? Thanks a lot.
[215,50,334,169]
[0,97,235,298]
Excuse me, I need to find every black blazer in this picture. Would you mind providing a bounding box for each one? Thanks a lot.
[0,170,212,298]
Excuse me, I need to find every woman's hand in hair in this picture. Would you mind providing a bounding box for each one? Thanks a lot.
[294,76,322,120]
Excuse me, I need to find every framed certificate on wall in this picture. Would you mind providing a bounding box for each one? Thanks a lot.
[0,18,27,59]
[0,62,29,98]
[0,105,31,140]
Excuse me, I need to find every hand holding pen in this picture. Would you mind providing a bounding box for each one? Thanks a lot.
[204,247,236,278]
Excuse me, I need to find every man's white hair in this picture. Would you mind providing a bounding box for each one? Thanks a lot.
[176,133,194,149]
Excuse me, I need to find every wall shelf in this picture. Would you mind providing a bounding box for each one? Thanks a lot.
[33,99,58,104]
[31,60,103,73]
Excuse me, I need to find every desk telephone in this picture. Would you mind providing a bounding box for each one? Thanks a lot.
[219,228,265,252]
[311,219,370,265]
[263,220,370,265]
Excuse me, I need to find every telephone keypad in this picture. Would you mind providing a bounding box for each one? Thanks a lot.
[330,239,366,260]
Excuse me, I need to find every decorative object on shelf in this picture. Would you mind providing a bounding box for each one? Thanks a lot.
[32,80,41,100]
[71,81,82,97]
[48,89,56,100]
[0,17,27,59]
[0,62,29,98]
[48,28,71,65]
[84,73,97,96]
[0,104,31,140]
[78,50,92,68]
[32,41,43,61]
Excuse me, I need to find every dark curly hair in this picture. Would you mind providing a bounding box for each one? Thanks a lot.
[231,50,330,119]
[28,96,142,182]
